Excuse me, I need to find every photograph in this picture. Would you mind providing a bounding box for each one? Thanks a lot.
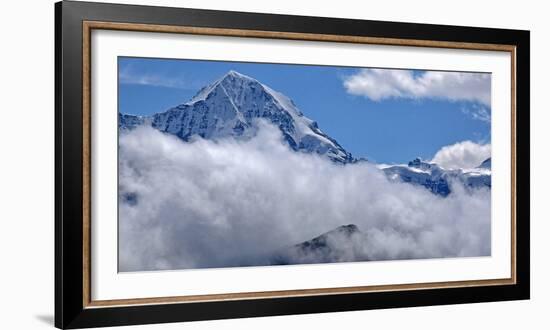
[118,57,492,272]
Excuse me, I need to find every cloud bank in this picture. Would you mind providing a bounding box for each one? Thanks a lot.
[431,140,491,169]
[343,69,491,106]
[118,123,491,271]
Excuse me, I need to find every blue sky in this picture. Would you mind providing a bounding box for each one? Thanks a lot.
[118,57,491,164]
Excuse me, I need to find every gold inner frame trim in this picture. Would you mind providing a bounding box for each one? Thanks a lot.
[82,20,517,308]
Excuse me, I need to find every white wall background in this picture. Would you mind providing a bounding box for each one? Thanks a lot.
[0,0,546,329]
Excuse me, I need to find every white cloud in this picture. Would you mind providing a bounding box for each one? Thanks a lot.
[118,123,490,271]
[431,140,491,169]
[461,104,491,123]
[343,69,491,106]
[119,65,199,89]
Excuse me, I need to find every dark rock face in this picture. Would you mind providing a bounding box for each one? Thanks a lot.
[271,224,369,265]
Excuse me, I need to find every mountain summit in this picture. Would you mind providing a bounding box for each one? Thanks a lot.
[271,224,369,265]
[120,70,353,163]
[381,157,491,196]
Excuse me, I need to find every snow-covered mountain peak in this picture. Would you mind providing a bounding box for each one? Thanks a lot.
[187,70,303,116]
[216,70,259,89]
[188,71,259,102]
[120,71,354,163]
[225,69,254,80]
[383,156,491,196]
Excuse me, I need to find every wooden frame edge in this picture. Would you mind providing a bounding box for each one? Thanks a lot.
[83,21,92,308]
[85,278,515,308]
[84,20,517,52]
[81,20,518,309]
[510,46,517,284]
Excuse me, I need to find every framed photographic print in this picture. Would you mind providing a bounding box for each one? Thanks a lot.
[55,1,530,328]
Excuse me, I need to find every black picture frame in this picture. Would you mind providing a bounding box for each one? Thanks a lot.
[55,1,530,328]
